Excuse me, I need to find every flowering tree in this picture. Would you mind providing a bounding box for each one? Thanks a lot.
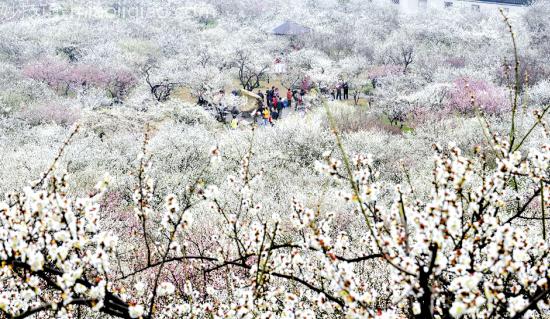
[141,62,181,103]
[231,48,270,92]
[315,107,550,318]
[528,80,550,107]
[186,65,232,105]
[16,102,81,127]
[367,64,403,90]
[379,32,416,75]
[523,1,550,57]
[280,49,330,90]
[107,69,139,104]
[23,59,137,102]
[448,77,509,115]
[338,56,370,105]
[371,73,428,127]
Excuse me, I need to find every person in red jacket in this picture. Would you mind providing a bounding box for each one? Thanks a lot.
[272,96,278,110]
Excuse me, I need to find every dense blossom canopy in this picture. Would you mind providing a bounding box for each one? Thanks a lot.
[0,0,549,318]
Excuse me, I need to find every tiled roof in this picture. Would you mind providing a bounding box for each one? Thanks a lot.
[272,21,312,36]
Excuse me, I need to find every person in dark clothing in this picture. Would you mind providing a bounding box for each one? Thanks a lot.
[198,95,206,106]
[286,89,292,109]
[257,98,264,109]
[293,90,299,111]
[277,99,284,118]
[266,89,273,108]
[336,84,342,100]
[343,82,349,100]
[257,91,265,109]
[298,90,305,108]
[272,109,279,120]
[231,106,239,117]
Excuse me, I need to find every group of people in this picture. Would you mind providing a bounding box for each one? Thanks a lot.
[227,81,350,129]
[328,82,349,100]
[254,86,307,126]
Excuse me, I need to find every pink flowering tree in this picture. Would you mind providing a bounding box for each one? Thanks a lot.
[16,102,81,127]
[107,69,139,103]
[23,59,76,95]
[23,59,137,102]
[448,77,509,115]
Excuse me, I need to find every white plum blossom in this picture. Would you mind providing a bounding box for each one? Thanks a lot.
[157,282,176,296]
[129,304,144,318]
